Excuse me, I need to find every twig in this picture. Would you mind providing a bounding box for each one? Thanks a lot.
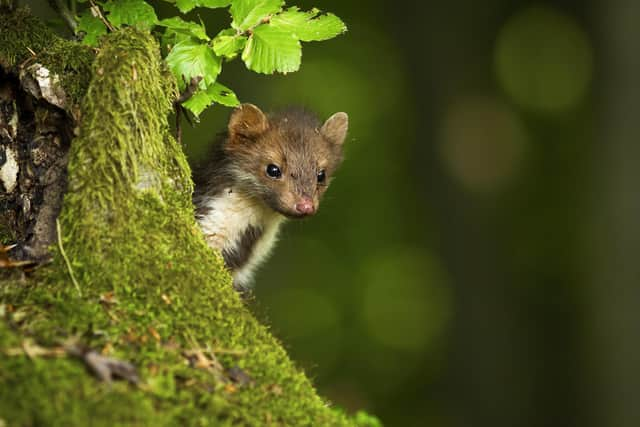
[56,219,82,297]
[210,346,247,357]
[89,1,116,32]
[176,76,203,103]
[173,75,203,144]
[49,0,78,33]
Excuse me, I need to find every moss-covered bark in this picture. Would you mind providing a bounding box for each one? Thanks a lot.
[0,9,366,426]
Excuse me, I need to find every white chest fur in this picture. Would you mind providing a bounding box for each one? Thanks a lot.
[196,188,284,288]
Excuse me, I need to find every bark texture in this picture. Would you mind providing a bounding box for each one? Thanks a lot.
[0,66,71,259]
[0,8,92,259]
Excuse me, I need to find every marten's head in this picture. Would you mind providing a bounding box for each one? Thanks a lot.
[223,103,348,218]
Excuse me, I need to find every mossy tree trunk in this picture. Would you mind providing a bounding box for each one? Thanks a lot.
[0,8,360,426]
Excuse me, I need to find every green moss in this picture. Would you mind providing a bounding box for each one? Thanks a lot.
[0,7,94,106]
[0,15,361,427]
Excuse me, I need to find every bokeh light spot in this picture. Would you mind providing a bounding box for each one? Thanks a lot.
[494,5,593,113]
[360,250,450,352]
[439,96,528,194]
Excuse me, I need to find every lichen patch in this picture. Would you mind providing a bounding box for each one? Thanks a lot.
[31,63,68,110]
[0,147,18,192]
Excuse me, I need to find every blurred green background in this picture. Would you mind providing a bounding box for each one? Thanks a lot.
[28,0,640,426]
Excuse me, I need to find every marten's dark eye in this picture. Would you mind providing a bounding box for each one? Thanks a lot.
[266,164,282,179]
[317,169,326,183]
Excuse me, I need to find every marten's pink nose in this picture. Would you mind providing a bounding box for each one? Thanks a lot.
[295,198,315,215]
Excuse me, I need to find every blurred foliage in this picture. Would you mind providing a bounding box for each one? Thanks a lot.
[177,1,601,426]
[494,5,593,113]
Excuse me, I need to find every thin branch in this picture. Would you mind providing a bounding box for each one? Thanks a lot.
[49,0,78,33]
[174,76,203,145]
[56,219,82,297]
[89,1,116,32]
[176,76,203,104]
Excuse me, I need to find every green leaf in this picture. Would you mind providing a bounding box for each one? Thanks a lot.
[182,82,239,116]
[230,0,284,31]
[207,82,240,107]
[161,28,191,54]
[270,7,347,41]
[165,39,222,91]
[77,10,107,47]
[181,91,211,117]
[241,23,300,74]
[158,17,209,41]
[174,0,231,14]
[103,0,158,30]
[212,29,248,59]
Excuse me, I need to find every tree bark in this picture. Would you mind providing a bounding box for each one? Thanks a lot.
[587,2,640,427]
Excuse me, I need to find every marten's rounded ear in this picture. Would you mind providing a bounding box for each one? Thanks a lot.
[228,103,268,139]
[320,112,349,145]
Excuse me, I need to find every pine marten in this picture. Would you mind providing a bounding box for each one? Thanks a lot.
[193,104,349,291]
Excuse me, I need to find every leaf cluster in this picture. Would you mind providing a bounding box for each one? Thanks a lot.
[74,0,347,117]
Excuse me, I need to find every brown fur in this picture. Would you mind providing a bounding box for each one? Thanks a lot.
[194,104,348,219]
[192,104,348,289]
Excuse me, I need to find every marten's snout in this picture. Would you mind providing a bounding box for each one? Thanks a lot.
[295,197,315,215]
